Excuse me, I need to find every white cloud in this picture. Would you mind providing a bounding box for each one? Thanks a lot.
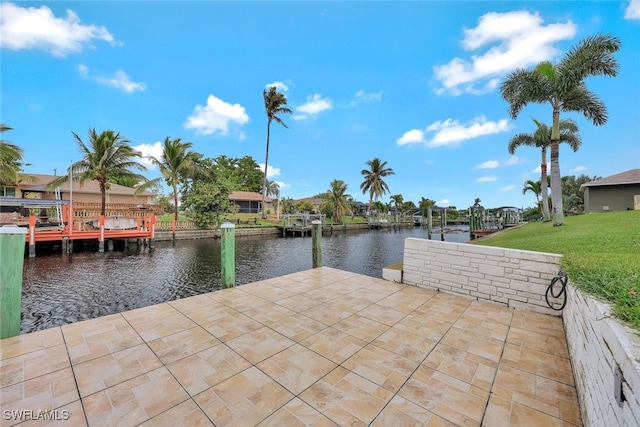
[274,181,290,190]
[499,185,515,192]
[572,165,587,173]
[0,2,117,57]
[396,129,425,145]
[438,199,450,207]
[504,155,522,165]
[532,165,542,174]
[133,142,163,169]
[477,176,498,183]
[184,94,249,135]
[265,81,290,92]
[297,94,333,115]
[626,0,640,19]
[433,11,576,95]
[78,64,146,93]
[475,160,500,169]
[259,164,281,179]
[292,114,307,121]
[348,90,382,107]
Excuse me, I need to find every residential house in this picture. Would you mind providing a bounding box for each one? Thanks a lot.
[580,169,640,213]
[229,191,272,214]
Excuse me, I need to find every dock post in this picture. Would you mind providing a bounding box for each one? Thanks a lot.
[440,214,445,241]
[108,239,114,251]
[427,207,432,240]
[62,237,68,254]
[221,222,235,288]
[149,215,156,249]
[98,215,105,253]
[0,225,27,338]
[28,215,36,257]
[312,220,322,268]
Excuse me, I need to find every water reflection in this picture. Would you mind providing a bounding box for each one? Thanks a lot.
[20,227,469,333]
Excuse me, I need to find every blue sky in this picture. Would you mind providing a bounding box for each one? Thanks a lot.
[2,1,639,209]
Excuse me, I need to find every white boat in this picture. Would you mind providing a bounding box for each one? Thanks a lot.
[87,216,138,230]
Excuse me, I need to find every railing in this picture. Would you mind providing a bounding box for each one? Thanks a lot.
[73,202,164,216]
[155,220,199,230]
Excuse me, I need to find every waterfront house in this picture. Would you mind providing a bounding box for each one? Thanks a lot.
[229,191,273,214]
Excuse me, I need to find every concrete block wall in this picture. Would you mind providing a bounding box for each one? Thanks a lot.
[563,285,640,427]
[402,238,564,316]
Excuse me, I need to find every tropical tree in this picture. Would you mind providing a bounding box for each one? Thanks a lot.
[522,179,542,209]
[51,129,149,216]
[261,86,292,218]
[0,124,24,185]
[280,197,295,215]
[509,119,581,221]
[151,137,201,234]
[266,179,280,219]
[360,158,395,213]
[390,194,403,222]
[501,33,621,225]
[323,179,351,223]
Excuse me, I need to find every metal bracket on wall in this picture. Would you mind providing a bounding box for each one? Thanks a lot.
[614,366,626,407]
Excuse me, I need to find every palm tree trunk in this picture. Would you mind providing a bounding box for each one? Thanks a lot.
[261,120,271,219]
[172,183,178,242]
[100,181,107,217]
[550,110,564,226]
[540,148,550,221]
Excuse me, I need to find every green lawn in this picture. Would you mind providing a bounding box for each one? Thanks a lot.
[474,210,640,330]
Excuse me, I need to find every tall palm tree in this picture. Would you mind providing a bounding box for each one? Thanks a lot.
[324,179,350,223]
[151,137,200,228]
[501,33,621,226]
[261,86,292,219]
[360,158,395,213]
[390,194,403,222]
[0,124,24,185]
[522,179,542,209]
[51,129,149,216]
[508,119,582,221]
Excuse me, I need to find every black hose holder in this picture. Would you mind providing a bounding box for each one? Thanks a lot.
[546,270,568,311]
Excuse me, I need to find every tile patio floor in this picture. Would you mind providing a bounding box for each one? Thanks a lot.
[0,267,582,426]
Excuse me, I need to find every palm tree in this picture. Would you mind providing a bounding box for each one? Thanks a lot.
[151,137,200,235]
[360,158,395,214]
[522,179,542,209]
[266,179,280,219]
[51,129,149,216]
[501,33,621,225]
[0,124,24,185]
[324,179,350,223]
[261,86,292,219]
[508,119,582,221]
[390,194,403,223]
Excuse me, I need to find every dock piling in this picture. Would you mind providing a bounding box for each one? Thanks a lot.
[221,222,235,288]
[0,225,27,339]
[312,220,322,268]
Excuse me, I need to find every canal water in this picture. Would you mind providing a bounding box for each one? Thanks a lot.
[20,227,470,333]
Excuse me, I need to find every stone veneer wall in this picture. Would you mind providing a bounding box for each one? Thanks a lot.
[401,238,564,316]
[563,285,640,426]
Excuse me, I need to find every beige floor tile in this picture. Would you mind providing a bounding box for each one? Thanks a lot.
[242,302,296,325]
[332,314,389,342]
[301,327,368,364]
[178,302,237,325]
[344,288,388,305]
[200,312,263,342]
[371,327,438,363]
[302,302,357,326]
[256,344,337,395]
[359,278,405,294]
[440,326,505,363]
[16,399,87,427]
[319,280,366,295]
[73,343,163,397]
[276,294,324,312]
[240,284,298,303]
[376,292,433,313]
[147,326,220,365]
[167,343,251,396]
[327,294,376,313]
[301,287,344,304]
[393,314,451,341]
[507,327,570,359]
[130,311,198,342]
[358,303,407,326]
[82,367,189,427]
[483,394,565,427]
[342,344,419,392]
[206,287,251,304]
[258,397,338,426]
[398,365,488,426]
[225,327,295,364]
[65,325,143,365]
[0,344,70,388]
[120,304,179,326]
[462,300,514,325]
[501,342,575,386]
[0,368,79,417]
[371,395,456,426]
[299,366,394,425]
[511,309,566,338]
[0,327,65,360]
[218,293,270,313]
[423,343,498,391]
[194,366,294,427]
[61,314,129,342]
[268,313,328,342]
[139,399,214,427]
[168,293,218,313]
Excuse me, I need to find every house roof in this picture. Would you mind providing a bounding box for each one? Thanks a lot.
[229,191,272,202]
[580,169,640,188]
[17,174,155,196]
